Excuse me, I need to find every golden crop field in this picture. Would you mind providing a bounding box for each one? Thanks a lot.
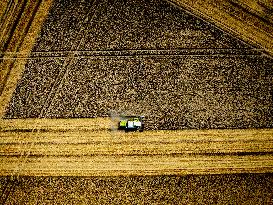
[1,0,273,203]
[1,0,273,178]
[1,118,273,176]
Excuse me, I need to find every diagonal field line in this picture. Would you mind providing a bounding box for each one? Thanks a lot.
[5,0,109,184]
[11,0,111,184]
[39,0,105,118]
[7,0,107,185]
[0,0,17,48]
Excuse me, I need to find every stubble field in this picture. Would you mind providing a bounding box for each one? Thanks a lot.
[4,0,273,130]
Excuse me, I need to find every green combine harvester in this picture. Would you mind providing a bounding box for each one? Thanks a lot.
[118,116,144,132]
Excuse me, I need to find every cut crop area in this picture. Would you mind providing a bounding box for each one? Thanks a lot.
[6,55,273,130]
[4,0,273,130]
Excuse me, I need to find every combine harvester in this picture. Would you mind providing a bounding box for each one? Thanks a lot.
[118,116,144,132]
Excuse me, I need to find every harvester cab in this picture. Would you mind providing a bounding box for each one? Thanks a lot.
[118,116,144,132]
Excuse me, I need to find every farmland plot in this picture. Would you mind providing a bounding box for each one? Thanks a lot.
[4,0,273,130]
[1,120,273,176]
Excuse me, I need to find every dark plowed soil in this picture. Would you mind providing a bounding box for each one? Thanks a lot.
[1,174,272,204]
[5,0,273,130]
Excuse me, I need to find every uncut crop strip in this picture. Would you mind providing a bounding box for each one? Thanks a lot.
[0,118,111,132]
[1,155,272,176]
[1,130,273,156]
